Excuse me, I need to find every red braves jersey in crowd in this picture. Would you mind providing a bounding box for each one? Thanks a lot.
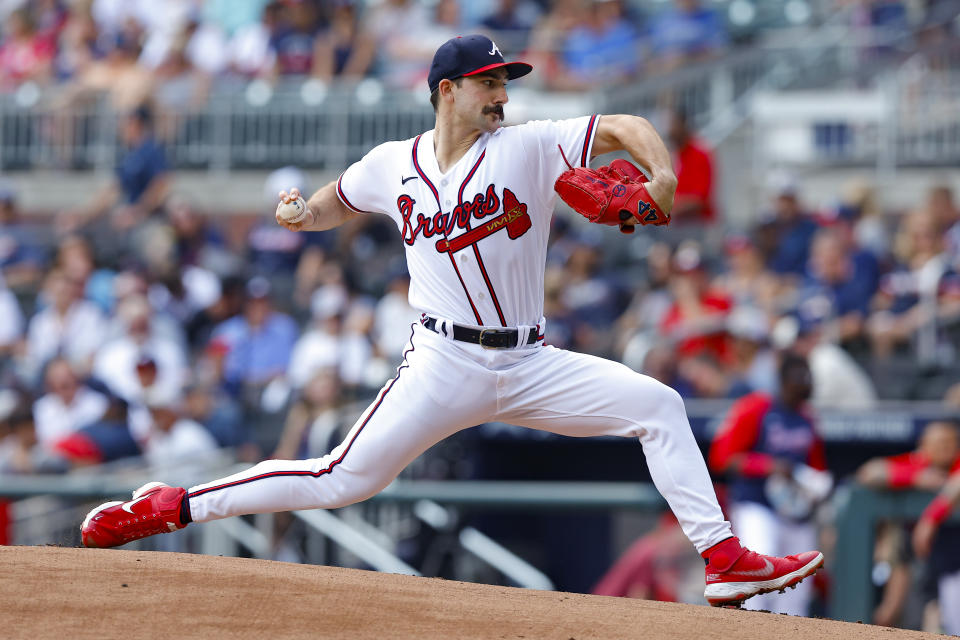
[709,392,826,507]
[673,138,714,222]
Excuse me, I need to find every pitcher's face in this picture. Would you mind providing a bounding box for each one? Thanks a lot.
[453,70,509,134]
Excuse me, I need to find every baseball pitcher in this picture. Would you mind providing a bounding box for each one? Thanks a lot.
[82,35,823,607]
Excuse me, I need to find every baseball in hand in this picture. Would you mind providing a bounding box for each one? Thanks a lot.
[276,194,309,224]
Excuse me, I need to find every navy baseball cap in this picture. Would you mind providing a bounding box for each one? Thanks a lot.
[428,34,532,94]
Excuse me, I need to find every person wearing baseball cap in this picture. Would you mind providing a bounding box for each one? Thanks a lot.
[426,34,532,110]
[83,31,825,615]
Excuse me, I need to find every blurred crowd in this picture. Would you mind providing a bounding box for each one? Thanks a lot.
[1,0,956,102]
[0,99,959,474]
[0,154,423,472]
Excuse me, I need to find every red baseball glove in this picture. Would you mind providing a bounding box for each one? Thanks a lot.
[554,159,669,234]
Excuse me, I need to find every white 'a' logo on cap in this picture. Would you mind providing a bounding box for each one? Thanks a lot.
[489,41,501,56]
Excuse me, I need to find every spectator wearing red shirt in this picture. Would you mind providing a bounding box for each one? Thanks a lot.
[592,512,703,603]
[659,242,732,364]
[857,421,960,492]
[708,354,831,616]
[0,8,55,90]
[857,420,960,634]
[667,109,715,223]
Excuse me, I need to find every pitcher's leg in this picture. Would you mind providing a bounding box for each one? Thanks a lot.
[189,330,492,522]
[188,391,414,522]
[498,347,731,552]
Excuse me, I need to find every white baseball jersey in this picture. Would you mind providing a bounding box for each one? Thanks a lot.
[335,115,599,328]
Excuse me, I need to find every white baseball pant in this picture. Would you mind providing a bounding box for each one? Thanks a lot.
[187,323,733,553]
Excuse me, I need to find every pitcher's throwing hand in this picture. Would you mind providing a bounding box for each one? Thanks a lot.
[276,187,313,231]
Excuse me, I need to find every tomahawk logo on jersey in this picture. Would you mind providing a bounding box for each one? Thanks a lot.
[336,115,598,328]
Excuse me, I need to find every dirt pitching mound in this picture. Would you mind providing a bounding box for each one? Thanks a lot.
[0,546,946,639]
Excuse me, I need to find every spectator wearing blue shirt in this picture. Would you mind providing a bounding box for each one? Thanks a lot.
[249,166,310,275]
[63,104,170,233]
[555,0,640,91]
[650,0,728,71]
[209,276,299,397]
[758,182,819,279]
[815,205,881,300]
[270,0,325,76]
[868,208,959,360]
[480,0,539,51]
[796,227,877,351]
[0,181,47,291]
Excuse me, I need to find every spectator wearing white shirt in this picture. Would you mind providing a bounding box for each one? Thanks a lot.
[338,300,378,390]
[25,268,106,380]
[93,294,188,406]
[142,386,218,468]
[226,1,279,78]
[365,0,432,90]
[773,313,878,410]
[32,357,108,449]
[287,283,347,390]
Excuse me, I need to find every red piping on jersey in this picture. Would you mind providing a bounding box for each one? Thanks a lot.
[412,134,484,325]
[188,325,418,500]
[581,114,598,167]
[336,173,377,214]
[457,150,507,327]
[557,144,575,170]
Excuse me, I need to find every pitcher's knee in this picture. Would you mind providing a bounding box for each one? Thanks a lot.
[644,378,688,421]
[322,473,392,508]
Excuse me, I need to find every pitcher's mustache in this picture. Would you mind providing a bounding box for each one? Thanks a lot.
[483,105,504,118]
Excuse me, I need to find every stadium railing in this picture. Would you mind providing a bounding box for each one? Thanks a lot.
[832,485,960,624]
[4,21,956,175]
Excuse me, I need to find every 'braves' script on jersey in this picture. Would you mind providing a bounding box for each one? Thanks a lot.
[336,114,599,328]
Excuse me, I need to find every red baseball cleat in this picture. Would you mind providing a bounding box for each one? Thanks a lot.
[702,537,824,607]
[81,482,188,548]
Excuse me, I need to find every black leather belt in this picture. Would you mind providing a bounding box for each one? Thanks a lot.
[422,316,539,349]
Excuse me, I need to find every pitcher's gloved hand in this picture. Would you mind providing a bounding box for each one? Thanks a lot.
[554,159,670,234]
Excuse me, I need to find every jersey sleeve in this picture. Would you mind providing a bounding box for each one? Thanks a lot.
[336,141,400,216]
[806,434,828,472]
[883,452,929,488]
[514,115,600,207]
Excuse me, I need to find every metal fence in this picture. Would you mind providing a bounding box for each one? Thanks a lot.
[893,43,960,166]
[0,87,438,173]
[0,51,847,173]
[2,30,959,174]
